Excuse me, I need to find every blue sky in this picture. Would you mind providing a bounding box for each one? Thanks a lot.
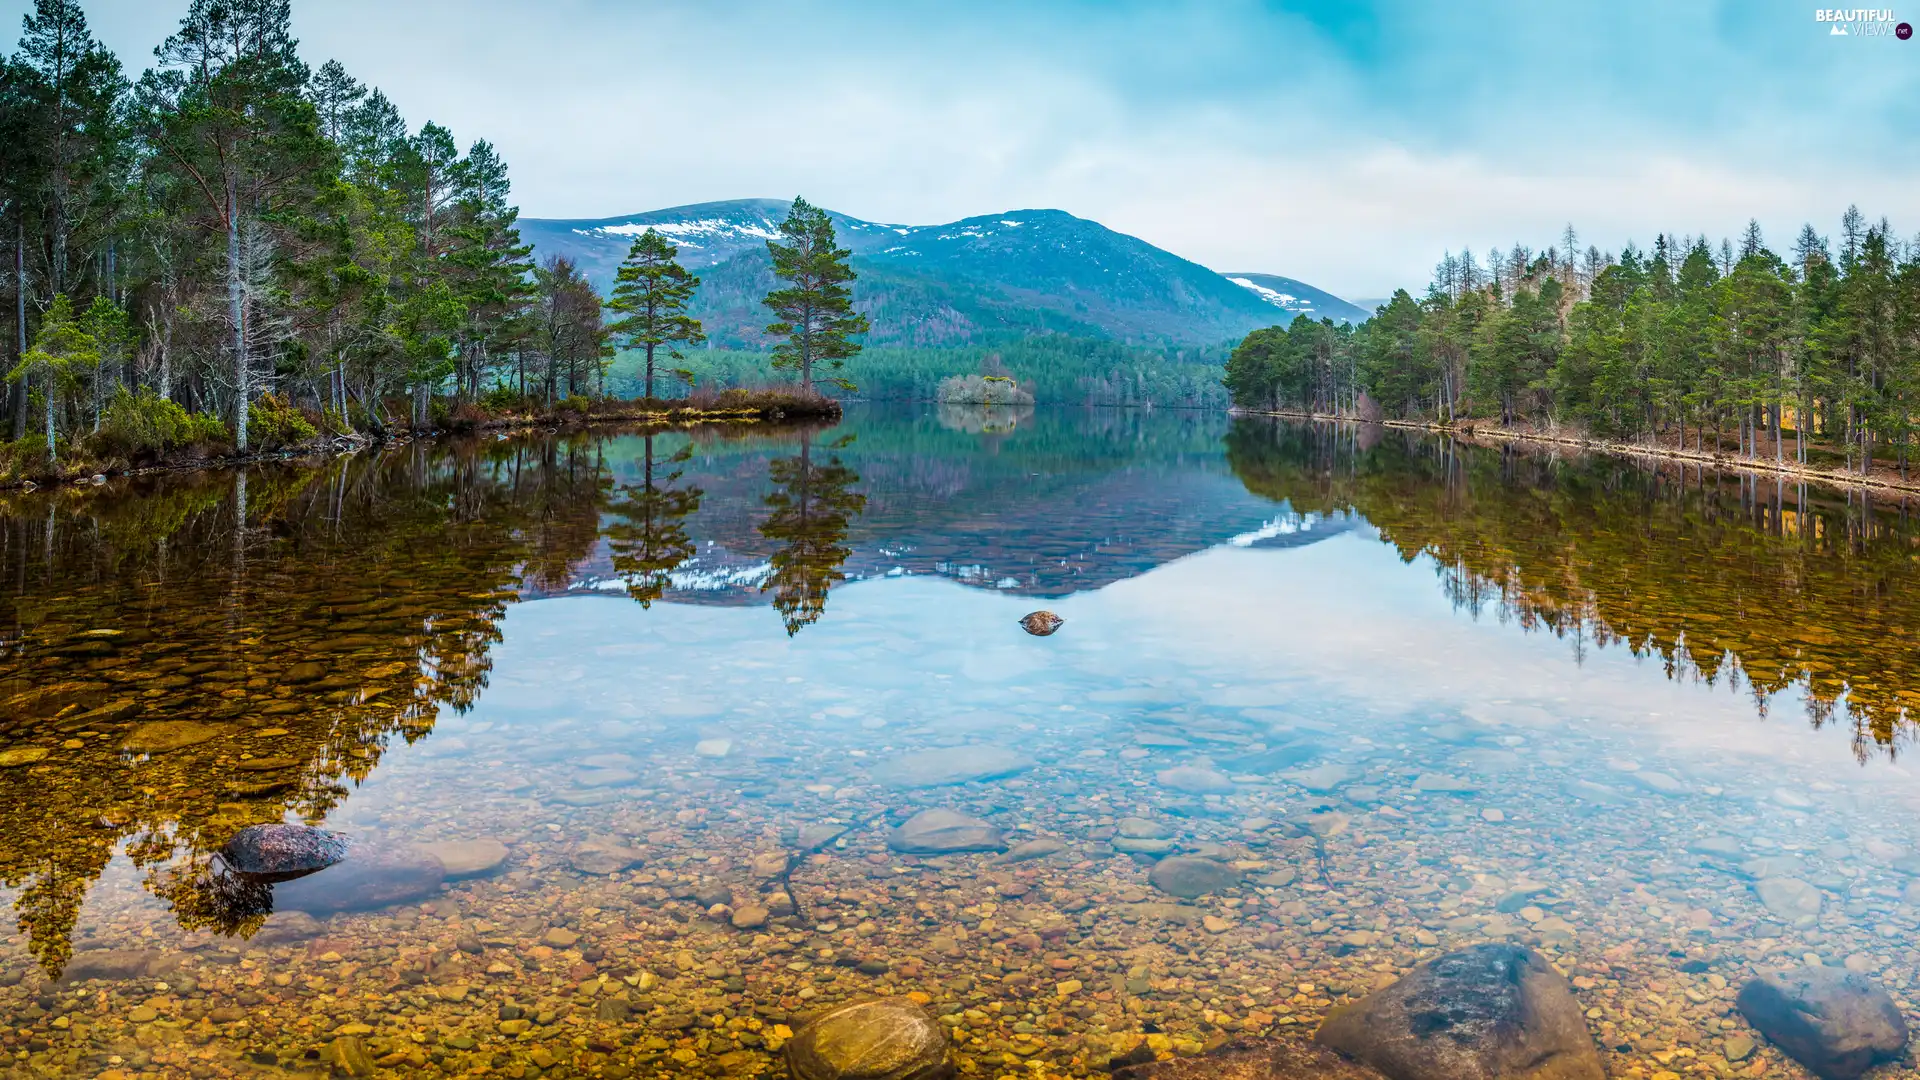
[11,0,1917,297]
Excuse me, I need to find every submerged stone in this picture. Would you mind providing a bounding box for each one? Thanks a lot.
[417,839,509,879]
[1156,766,1235,794]
[872,745,1032,788]
[272,843,445,913]
[1737,966,1908,1079]
[1148,856,1241,899]
[887,809,1005,853]
[122,721,229,754]
[786,997,951,1080]
[1315,943,1605,1080]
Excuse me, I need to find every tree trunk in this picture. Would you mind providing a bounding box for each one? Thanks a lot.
[13,221,25,440]
[227,172,248,451]
[644,342,655,401]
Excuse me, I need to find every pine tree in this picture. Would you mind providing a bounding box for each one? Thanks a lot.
[606,228,704,400]
[6,292,95,462]
[763,197,868,394]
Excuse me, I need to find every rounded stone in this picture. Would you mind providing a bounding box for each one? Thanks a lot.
[417,839,509,879]
[886,809,1006,854]
[219,824,351,881]
[1147,856,1241,899]
[786,997,952,1080]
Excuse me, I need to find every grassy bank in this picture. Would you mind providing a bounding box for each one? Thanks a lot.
[0,388,840,489]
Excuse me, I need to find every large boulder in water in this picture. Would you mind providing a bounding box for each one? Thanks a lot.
[871,745,1032,788]
[886,809,1005,854]
[220,824,350,882]
[786,997,952,1080]
[1736,966,1908,1079]
[1314,944,1605,1080]
[272,842,445,913]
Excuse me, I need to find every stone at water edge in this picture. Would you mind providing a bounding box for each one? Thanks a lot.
[1735,966,1908,1079]
[785,997,952,1080]
[1314,943,1605,1080]
[219,824,351,881]
[1148,856,1241,900]
[1018,611,1064,636]
[886,809,1006,854]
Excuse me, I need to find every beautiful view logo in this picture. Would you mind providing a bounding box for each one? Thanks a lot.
[1815,7,1908,35]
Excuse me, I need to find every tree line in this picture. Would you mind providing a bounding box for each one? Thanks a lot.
[0,0,864,471]
[1226,210,1920,476]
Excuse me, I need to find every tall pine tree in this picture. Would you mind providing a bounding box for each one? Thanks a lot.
[763,197,867,394]
[605,228,703,400]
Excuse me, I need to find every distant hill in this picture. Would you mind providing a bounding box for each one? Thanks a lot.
[1220,273,1373,326]
[520,199,1367,349]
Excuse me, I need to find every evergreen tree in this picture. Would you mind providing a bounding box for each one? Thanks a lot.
[605,228,704,400]
[6,292,95,462]
[763,197,868,394]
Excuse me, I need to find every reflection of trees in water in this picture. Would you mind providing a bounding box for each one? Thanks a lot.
[0,437,617,977]
[1227,417,1920,758]
[606,434,705,608]
[759,432,867,635]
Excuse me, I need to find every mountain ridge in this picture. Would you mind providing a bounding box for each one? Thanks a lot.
[519,199,1366,348]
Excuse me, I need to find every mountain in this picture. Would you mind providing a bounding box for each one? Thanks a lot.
[519,199,1366,348]
[1220,273,1373,326]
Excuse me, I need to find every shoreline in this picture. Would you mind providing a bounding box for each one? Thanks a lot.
[1236,407,1920,499]
[1,399,841,493]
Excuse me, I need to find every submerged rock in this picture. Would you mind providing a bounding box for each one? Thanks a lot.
[568,836,644,875]
[417,838,508,879]
[887,809,1005,854]
[121,721,228,754]
[1018,611,1064,636]
[993,836,1067,864]
[272,843,445,914]
[1736,966,1908,1079]
[1110,1036,1387,1078]
[1148,856,1242,899]
[219,824,351,882]
[1314,943,1605,1080]
[872,745,1032,788]
[0,746,50,767]
[1156,766,1235,794]
[786,997,952,1080]
[1754,877,1823,920]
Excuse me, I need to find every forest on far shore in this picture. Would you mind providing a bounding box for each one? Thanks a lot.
[1227,214,1920,476]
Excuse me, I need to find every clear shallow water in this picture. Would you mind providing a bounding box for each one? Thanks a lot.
[2,405,1920,1079]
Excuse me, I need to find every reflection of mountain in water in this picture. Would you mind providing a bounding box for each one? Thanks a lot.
[548,406,1318,602]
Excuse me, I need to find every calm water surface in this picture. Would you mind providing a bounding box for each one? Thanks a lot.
[3,405,1920,1079]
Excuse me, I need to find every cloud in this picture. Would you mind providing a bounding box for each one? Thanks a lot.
[10,0,1918,297]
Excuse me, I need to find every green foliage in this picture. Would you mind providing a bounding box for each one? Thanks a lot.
[246,393,318,450]
[764,197,870,392]
[1226,210,1920,472]
[92,388,229,459]
[605,229,705,399]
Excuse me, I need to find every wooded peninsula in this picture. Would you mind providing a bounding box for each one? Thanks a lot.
[0,0,865,483]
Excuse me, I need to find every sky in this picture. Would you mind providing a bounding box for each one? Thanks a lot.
[9,0,1919,299]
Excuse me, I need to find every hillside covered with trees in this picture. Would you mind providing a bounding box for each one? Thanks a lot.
[1226,214,1920,476]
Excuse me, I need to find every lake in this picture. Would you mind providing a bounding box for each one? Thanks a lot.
[2,404,1918,1079]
